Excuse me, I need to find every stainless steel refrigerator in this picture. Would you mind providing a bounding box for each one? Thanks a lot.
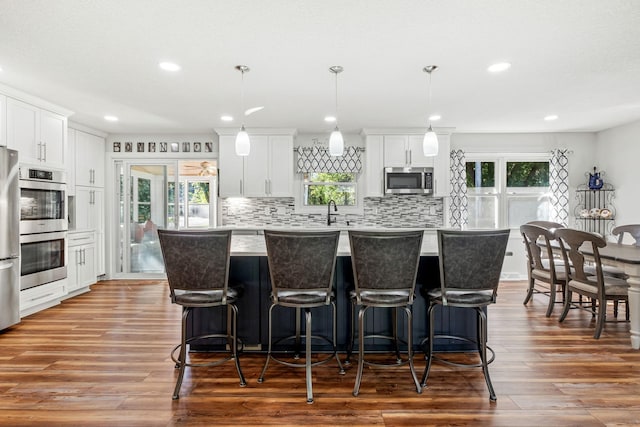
[0,147,20,330]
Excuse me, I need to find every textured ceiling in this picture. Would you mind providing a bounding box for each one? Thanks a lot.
[1,0,639,135]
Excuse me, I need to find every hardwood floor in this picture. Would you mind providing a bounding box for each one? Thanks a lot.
[1,280,639,426]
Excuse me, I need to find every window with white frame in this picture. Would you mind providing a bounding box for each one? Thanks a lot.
[466,156,551,229]
[302,172,357,207]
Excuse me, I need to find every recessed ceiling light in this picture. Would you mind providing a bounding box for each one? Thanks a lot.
[324,116,336,123]
[429,114,441,121]
[220,115,233,122]
[544,115,559,121]
[487,62,511,73]
[104,115,119,122]
[159,61,181,72]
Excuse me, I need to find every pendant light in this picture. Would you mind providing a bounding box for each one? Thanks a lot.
[422,65,439,157]
[329,66,344,156]
[235,65,251,156]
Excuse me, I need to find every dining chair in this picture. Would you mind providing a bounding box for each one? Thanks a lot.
[520,224,567,316]
[612,224,640,246]
[258,229,344,404]
[555,228,629,339]
[422,228,510,402]
[157,229,246,400]
[347,230,424,397]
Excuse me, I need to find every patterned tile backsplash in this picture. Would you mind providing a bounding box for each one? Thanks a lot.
[221,195,444,228]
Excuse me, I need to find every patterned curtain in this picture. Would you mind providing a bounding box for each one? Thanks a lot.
[449,149,468,229]
[549,149,570,226]
[296,146,363,173]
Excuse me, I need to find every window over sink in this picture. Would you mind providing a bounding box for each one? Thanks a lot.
[302,172,356,207]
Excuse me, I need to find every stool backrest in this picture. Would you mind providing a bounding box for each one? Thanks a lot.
[264,230,340,298]
[438,229,510,301]
[157,229,232,302]
[349,230,423,301]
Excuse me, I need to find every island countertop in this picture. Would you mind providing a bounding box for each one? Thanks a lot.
[229,229,439,256]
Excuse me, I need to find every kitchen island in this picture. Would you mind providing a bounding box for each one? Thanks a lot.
[190,229,477,352]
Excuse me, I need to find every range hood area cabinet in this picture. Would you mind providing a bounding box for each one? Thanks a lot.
[363,132,450,197]
[218,132,294,198]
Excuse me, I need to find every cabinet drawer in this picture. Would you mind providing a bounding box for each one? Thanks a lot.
[68,231,95,246]
[20,279,66,316]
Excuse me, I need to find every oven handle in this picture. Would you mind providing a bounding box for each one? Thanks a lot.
[20,231,67,244]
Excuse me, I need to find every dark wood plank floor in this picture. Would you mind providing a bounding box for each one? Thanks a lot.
[1,280,639,426]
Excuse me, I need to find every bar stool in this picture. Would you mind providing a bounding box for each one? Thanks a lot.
[157,229,246,400]
[347,230,424,397]
[421,229,509,402]
[258,230,344,404]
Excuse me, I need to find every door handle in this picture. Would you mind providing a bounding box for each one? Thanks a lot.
[37,142,43,161]
[0,260,14,270]
[409,150,412,165]
[265,179,268,194]
[240,180,243,195]
[43,142,47,162]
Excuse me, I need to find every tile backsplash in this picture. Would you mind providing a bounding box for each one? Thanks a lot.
[221,195,444,228]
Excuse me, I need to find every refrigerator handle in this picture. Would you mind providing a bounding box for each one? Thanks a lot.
[0,260,15,270]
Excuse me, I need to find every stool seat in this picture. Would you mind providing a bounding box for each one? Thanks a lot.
[274,290,333,305]
[427,288,494,305]
[173,287,241,306]
[349,289,413,305]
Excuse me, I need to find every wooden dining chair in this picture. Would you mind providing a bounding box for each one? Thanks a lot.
[555,228,629,339]
[612,224,640,246]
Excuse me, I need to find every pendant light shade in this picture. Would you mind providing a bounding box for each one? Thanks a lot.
[329,126,344,156]
[423,125,438,156]
[328,66,344,156]
[422,65,439,157]
[235,65,251,156]
[235,125,250,156]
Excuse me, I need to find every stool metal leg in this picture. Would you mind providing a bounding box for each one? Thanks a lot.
[305,308,314,404]
[345,299,356,366]
[420,303,436,387]
[404,306,422,394]
[392,307,401,363]
[230,304,246,387]
[332,301,345,375]
[294,307,302,359]
[353,305,367,397]
[257,303,276,383]
[477,307,496,401]
[173,307,190,400]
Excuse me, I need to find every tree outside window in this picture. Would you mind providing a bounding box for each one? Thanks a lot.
[303,172,356,206]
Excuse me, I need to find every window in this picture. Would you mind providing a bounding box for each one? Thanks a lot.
[131,177,151,223]
[303,172,356,206]
[466,157,551,229]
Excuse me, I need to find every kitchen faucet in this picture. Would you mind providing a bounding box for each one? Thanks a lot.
[327,199,338,226]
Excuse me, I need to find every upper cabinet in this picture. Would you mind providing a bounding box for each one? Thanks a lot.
[6,98,67,169]
[0,94,6,147]
[218,131,295,198]
[383,135,435,168]
[74,129,105,188]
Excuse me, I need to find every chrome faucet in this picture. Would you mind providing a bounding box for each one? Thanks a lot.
[327,199,338,226]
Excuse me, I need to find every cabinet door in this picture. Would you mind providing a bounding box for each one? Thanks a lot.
[89,188,104,231]
[433,134,450,197]
[78,244,97,288]
[39,109,66,169]
[408,135,435,167]
[383,135,408,167]
[67,248,80,292]
[0,95,6,147]
[7,98,39,164]
[95,231,105,276]
[365,135,384,197]
[66,129,76,196]
[267,135,293,197]
[75,130,105,187]
[74,187,91,230]
[218,135,245,197]
[244,136,269,197]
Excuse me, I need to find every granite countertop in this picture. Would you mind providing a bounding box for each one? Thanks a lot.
[230,230,439,257]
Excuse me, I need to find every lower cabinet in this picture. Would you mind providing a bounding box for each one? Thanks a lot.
[66,231,96,295]
[20,279,67,318]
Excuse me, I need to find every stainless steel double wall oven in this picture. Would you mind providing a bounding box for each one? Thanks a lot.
[19,167,67,291]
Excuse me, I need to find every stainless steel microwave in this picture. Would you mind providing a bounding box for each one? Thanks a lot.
[384,167,433,195]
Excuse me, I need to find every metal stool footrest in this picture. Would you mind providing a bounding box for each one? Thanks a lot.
[422,334,495,367]
[171,333,243,368]
[267,333,339,369]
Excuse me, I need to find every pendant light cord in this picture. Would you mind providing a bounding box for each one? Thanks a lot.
[427,70,432,127]
[334,71,339,126]
[240,69,245,127]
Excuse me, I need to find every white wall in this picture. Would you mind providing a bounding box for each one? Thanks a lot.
[595,119,640,226]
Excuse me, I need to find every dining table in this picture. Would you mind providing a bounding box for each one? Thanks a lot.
[580,242,640,349]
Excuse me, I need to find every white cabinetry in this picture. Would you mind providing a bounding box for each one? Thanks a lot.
[71,127,105,277]
[66,128,76,196]
[74,130,105,187]
[6,98,67,169]
[20,280,66,317]
[383,135,434,168]
[66,231,96,296]
[432,133,450,197]
[218,133,294,198]
[363,134,384,197]
[0,94,6,146]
